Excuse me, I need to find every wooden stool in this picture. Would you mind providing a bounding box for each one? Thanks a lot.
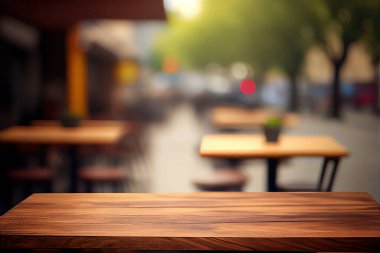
[78,167,126,192]
[276,182,322,192]
[7,167,53,204]
[193,169,248,191]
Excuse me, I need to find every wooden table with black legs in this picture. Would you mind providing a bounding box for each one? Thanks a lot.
[0,192,379,251]
[200,134,349,192]
[0,125,126,192]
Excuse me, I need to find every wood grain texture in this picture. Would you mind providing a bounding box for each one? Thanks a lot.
[0,125,125,145]
[212,106,299,128]
[200,134,349,158]
[0,192,379,251]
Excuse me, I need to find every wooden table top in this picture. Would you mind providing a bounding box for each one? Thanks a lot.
[0,125,125,145]
[31,120,128,128]
[200,134,349,158]
[0,192,379,251]
[211,106,299,128]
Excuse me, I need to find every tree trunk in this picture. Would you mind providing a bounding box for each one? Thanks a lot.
[328,43,349,119]
[330,61,343,118]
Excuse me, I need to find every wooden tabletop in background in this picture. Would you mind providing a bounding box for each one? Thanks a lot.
[0,192,379,251]
[0,125,125,145]
[200,134,349,158]
[31,120,128,128]
[211,106,299,129]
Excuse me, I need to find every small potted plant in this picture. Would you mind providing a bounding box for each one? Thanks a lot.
[60,111,82,128]
[263,117,282,142]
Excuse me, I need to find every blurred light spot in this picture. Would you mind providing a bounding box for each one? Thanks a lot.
[208,75,230,95]
[162,57,180,74]
[164,0,200,19]
[240,79,256,95]
[115,60,139,85]
[231,62,248,79]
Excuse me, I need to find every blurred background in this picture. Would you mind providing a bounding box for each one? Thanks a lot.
[0,0,379,214]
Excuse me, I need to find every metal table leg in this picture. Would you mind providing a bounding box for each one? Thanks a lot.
[68,145,79,193]
[267,158,279,192]
[327,158,340,192]
[317,157,340,192]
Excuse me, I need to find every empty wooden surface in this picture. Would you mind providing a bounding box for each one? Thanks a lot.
[200,134,349,158]
[211,106,299,128]
[0,125,125,145]
[0,192,379,251]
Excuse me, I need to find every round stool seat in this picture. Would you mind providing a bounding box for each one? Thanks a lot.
[79,167,125,182]
[276,182,319,192]
[7,167,52,181]
[193,169,248,191]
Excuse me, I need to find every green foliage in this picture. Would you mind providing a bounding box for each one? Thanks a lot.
[307,0,380,61]
[304,0,380,117]
[155,1,316,73]
[265,117,282,128]
[154,0,379,76]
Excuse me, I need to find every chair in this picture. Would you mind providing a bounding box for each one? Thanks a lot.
[193,168,248,192]
[98,122,150,177]
[7,166,53,204]
[6,142,55,202]
[78,166,127,192]
[276,182,320,192]
[78,120,149,193]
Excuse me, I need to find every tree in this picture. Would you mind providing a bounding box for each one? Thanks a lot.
[308,0,380,118]
[154,0,379,117]
[360,1,380,114]
[257,0,319,112]
[155,0,321,111]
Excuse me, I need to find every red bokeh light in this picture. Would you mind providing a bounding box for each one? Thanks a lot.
[240,79,256,94]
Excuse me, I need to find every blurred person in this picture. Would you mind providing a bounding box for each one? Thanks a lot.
[261,79,289,109]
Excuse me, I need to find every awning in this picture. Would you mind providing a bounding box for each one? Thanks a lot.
[0,0,166,29]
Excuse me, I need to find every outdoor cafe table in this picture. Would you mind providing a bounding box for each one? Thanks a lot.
[0,125,126,192]
[31,119,127,127]
[200,134,349,192]
[0,192,379,251]
[211,106,299,130]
